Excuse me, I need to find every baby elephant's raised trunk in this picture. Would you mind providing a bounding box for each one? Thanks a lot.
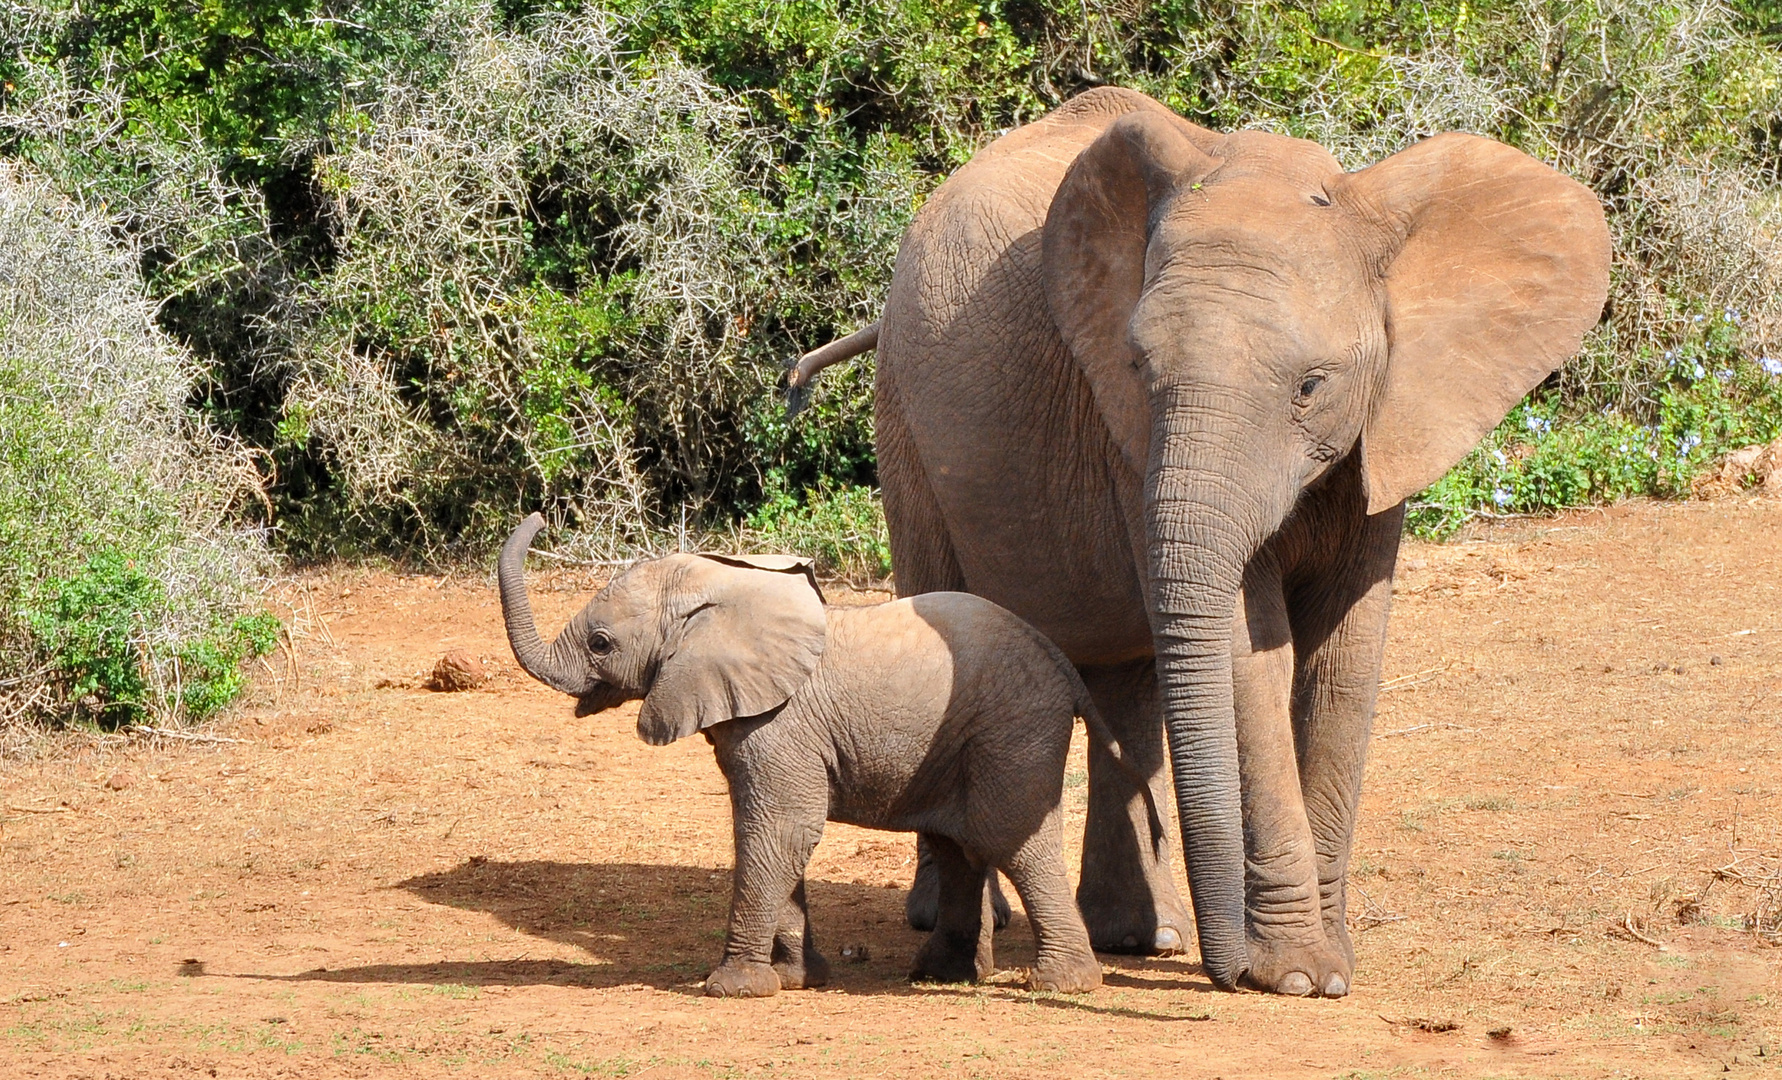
[497,514,593,695]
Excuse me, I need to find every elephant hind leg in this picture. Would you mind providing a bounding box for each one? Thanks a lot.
[908,834,994,985]
[905,837,1012,932]
[883,392,1005,935]
[877,389,967,599]
[1000,811,1101,993]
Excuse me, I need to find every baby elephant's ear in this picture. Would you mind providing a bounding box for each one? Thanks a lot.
[696,552,826,603]
[636,555,828,745]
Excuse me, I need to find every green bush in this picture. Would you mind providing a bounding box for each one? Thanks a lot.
[745,475,892,583]
[1410,333,1782,537]
[0,163,272,738]
[23,555,280,725]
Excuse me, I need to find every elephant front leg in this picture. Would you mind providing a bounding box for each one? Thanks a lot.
[770,876,830,989]
[1076,659,1190,954]
[707,816,824,999]
[1234,565,1350,997]
[1290,502,1403,979]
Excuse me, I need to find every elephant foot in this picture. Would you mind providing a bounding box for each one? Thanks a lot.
[907,865,1012,933]
[771,945,830,990]
[1241,937,1351,998]
[1028,953,1102,994]
[909,930,992,985]
[1080,901,1187,956]
[704,961,781,998]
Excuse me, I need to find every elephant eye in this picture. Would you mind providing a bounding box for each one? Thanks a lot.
[588,629,616,655]
[1297,375,1325,400]
[1310,193,1331,206]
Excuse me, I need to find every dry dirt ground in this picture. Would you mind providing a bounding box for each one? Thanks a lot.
[3,498,1780,1079]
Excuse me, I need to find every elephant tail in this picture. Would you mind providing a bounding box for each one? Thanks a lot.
[1074,684,1169,859]
[1019,622,1168,858]
[785,321,880,417]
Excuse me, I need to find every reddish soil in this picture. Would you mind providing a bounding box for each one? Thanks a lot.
[2,498,1779,1079]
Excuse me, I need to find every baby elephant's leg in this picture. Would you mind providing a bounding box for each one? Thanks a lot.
[909,833,994,984]
[707,817,823,998]
[770,876,830,990]
[906,835,1013,932]
[1002,811,1102,993]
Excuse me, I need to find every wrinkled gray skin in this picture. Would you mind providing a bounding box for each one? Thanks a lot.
[798,87,1609,995]
[499,515,1157,997]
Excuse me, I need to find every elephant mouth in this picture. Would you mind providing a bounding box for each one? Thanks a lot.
[573,683,628,718]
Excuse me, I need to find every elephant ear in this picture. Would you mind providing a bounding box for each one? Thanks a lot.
[1043,108,1222,478]
[636,555,827,746]
[697,552,826,604]
[1340,133,1610,513]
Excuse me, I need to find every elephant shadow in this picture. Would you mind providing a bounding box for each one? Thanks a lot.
[241,858,1217,1010]
[239,859,933,994]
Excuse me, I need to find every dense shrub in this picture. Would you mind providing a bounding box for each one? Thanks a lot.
[272,7,898,556]
[0,164,273,740]
[7,0,1782,562]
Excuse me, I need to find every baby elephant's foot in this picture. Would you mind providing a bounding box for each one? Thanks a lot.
[704,961,781,998]
[772,947,831,990]
[1028,953,1102,994]
[909,931,991,985]
[1242,937,1351,998]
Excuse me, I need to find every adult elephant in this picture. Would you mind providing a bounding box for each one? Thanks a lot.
[790,87,1609,995]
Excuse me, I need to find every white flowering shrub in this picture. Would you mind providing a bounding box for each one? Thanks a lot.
[0,164,273,745]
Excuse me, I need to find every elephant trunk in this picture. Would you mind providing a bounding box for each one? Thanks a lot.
[1145,396,1296,991]
[498,513,594,695]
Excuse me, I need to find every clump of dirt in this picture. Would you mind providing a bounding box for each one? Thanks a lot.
[426,648,489,691]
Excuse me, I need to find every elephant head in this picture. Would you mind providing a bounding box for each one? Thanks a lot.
[1041,110,1610,986]
[497,514,828,741]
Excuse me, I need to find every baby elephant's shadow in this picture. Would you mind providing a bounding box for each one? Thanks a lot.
[242,859,1210,1007]
[313,859,939,993]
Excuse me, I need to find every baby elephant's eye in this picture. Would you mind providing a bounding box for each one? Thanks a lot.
[588,629,616,655]
[1297,374,1325,400]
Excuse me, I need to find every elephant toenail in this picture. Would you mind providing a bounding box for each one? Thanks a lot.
[1322,973,1349,997]
[1277,971,1315,996]
[1152,927,1184,955]
[1120,934,1139,949]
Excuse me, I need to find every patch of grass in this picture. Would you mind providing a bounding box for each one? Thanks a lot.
[1464,795,1517,812]
[542,1050,651,1076]
[329,1027,405,1063]
[423,983,479,1000]
[1410,359,1782,539]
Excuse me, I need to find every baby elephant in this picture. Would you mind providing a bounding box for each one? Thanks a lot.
[497,514,1160,997]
